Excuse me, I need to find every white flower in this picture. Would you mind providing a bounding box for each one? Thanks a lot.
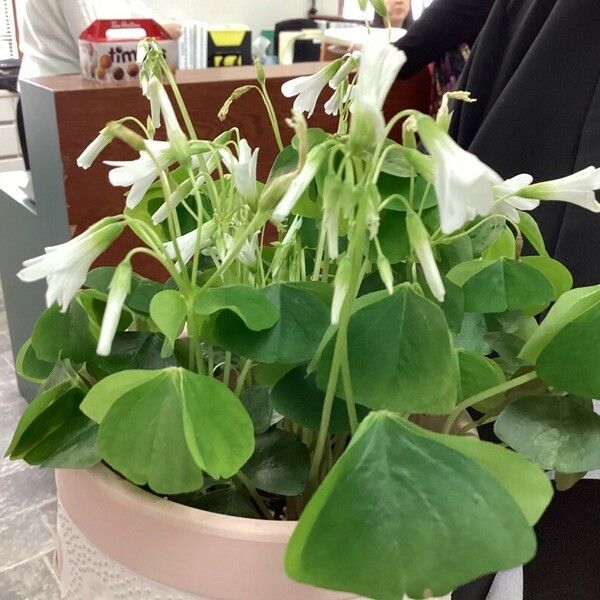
[164,220,217,270]
[107,140,173,208]
[324,83,353,117]
[281,58,344,118]
[237,231,260,266]
[349,42,406,148]
[221,231,260,267]
[147,79,161,129]
[355,42,406,110]
[493,174,538,222]
[77,127,113,169]
[272,144,330,224]
[17,218,123,311]
[148,77,188,156]
[417,116,502,234]
[516,167,600,212]
[406,211,445,302]
[96,261,132,356]
[331,255,352,325]
[220,139,259,202]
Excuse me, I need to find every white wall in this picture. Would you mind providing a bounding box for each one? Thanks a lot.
[144,0,340,36]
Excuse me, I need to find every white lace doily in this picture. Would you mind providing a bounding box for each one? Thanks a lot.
[56,500,200,600]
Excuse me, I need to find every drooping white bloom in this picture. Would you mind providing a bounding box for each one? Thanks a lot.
[331,255,352,325]
[349,42,406,149]
[325,83,353,117]
[164,220,218,270]
[107,140,173,208]
[220,139,259,202]
[406,211,445,302]
[17,218,124,311]
[147,79,161,129]
[77,127,114,169]
[281,58,344,118]
[96,261,132,356]
[417,116,503,234]
[516,167,600,212]
[272,143,330,224]
[148,77,188,157]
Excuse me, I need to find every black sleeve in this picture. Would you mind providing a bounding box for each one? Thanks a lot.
[395,0,495,78]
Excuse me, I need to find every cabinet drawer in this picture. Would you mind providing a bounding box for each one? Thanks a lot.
[0,93,17,123]
[0,123,20,157]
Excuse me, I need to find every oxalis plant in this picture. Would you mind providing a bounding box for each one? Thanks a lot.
[7,23,600,600]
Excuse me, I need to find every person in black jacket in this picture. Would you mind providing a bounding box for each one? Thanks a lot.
[451,6,600,595]
[392,1,600,599]
[395,0,494,79]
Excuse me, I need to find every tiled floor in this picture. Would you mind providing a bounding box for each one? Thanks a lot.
[0,285,61,599]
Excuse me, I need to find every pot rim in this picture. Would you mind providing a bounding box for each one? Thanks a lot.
[62,463,297,544]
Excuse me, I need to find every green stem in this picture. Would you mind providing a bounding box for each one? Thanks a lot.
[443,371,538,434]
[161,62,197,140]
[185,302,205,375]
[309,200,368,485]
[235,472,273,519]
[234,359,253,397]
[258,87,284,152]
[340,350,358,434]
[222,351,233,387]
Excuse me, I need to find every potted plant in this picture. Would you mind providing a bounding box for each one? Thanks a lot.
[7,4,600,598]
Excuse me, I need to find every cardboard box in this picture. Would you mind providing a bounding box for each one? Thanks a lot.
[79,19,177,83]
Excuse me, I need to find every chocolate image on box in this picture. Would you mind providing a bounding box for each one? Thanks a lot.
[99,54,113,69]
[79,20,178,82]
[127,63,139,78]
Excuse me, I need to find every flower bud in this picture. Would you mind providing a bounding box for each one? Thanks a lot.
[254,57,266,86]
[97,261,132,356]
[377,254,394,294]
[406,211,445,302]
[402,115,418,149]
[77,127,114,169]
[218,85,254,121]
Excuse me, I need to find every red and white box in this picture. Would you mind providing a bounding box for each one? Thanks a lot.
[79,19,178,83]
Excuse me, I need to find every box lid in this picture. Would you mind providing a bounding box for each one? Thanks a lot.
[79,19,172,42]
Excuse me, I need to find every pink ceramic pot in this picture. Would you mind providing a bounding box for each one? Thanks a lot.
[55,465,362,600]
